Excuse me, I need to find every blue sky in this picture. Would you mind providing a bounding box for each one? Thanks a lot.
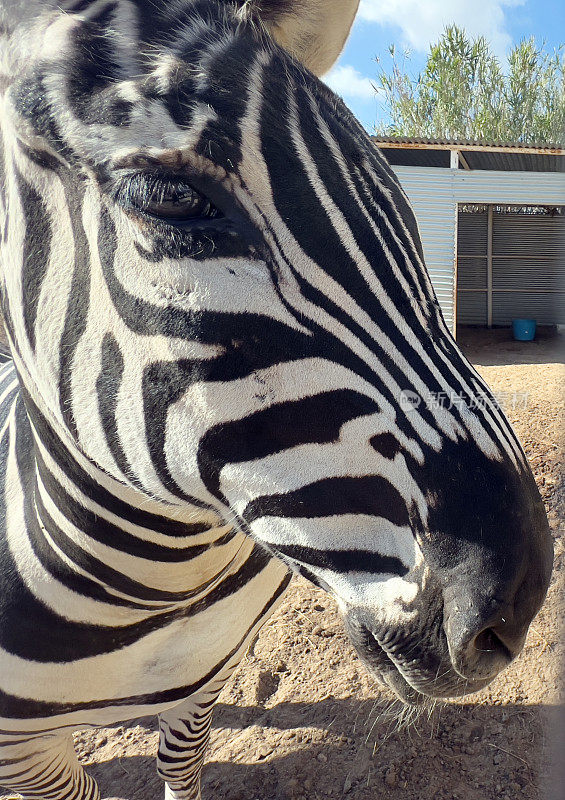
[323,0,565,131]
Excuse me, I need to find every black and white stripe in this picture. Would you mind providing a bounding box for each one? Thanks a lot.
[0,1,552,798]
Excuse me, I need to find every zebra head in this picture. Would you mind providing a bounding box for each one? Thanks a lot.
[0,0,552,704]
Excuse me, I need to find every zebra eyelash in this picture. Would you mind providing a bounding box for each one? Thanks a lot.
[111,172,223,226]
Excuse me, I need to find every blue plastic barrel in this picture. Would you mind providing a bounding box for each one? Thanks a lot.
[512,318,536,341]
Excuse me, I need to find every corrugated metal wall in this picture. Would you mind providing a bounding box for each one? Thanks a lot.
[389,166,565,332]
[390,168,458,329]
[456,208,488,323]
[492,213,565,324]
[456,210,565,325]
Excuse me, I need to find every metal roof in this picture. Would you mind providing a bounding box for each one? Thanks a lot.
[372,136,564,152]
[372,137,565,173]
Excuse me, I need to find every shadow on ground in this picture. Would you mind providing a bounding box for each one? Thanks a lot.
[456,325,564,367]
[85,698,555,800]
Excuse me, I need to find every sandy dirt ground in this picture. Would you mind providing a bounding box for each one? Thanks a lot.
[1,327,563,800]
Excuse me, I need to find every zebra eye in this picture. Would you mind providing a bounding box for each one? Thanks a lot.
[145,185,220,221]
[118,175,222,223]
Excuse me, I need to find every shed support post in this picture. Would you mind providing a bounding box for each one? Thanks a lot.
[450,150,460,169]
[487,205,493,328]
[458,151,471,170]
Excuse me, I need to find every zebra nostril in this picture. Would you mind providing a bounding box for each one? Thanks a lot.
[449,622,513,681]
[448,610,527,682]
[472,627,512,660]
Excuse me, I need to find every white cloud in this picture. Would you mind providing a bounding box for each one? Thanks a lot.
[323,64,377,101]
[358,0,526,57]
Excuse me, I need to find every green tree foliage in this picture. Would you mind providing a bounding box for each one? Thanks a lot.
[376,26,565,144]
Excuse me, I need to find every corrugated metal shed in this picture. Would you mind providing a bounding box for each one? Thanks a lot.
[392,167,457,325]
[463,150,563,172]
[374,137,565,172]
[457,209,565,326]
[388,166,565,331]
[374,136,563,149]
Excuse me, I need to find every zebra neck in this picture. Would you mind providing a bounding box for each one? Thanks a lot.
[14,378,253,609]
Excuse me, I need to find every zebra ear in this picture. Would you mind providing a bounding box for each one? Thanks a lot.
[249,0,360,76]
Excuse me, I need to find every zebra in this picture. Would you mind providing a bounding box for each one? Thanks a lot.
[0,0,553,798]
